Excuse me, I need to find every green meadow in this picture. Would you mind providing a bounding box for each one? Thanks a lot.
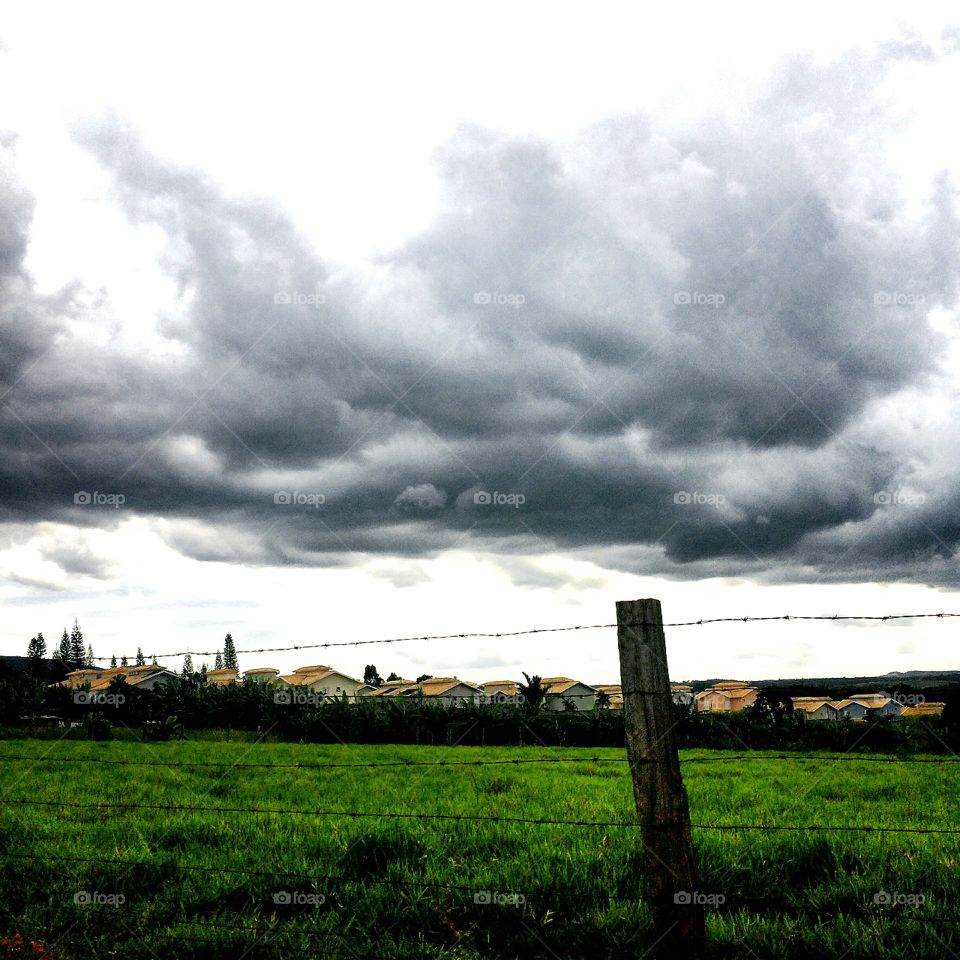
[0,739,957,959]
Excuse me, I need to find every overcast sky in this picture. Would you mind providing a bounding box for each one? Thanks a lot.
[2,3,960,685]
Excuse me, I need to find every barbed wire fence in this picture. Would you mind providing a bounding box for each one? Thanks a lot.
[3,601,960,959]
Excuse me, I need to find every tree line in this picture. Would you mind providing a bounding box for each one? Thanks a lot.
[2,665,960,753]
[24,626,240,678]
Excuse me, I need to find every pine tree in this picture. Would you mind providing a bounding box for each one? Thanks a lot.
[135,647,146,666]
[56,628,70,665]
[214,650,223,670]
[182,654,194,678]
[110,654,118,668]
[27,633,46,677]
[223,633,238,670]
[120,655,129,667]
[86,643,94,667]
[69,619,85,670]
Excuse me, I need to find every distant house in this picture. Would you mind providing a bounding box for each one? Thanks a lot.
[863,698,902,718]
[835,694,902,719]
[899,702,946,717]
[55,664,179,692]
[791,697,841,721]
[849,693,900,714]
[481,680,522,698]
[695,681,759,713]
[361,677,482,705]
[541,677,597,711]
[834,699,870,720]
[671,684,694,707]
[406,677,483,706]
[278,665,364,700]
[594,684,623,709]
[362,679,417,698]
[243,667,286,683]
[206,667,240,686]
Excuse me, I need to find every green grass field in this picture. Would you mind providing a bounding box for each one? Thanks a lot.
[0,738,957,958]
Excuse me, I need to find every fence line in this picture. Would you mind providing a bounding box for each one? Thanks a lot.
[0,753,629,769]
[5,752,960,769]
[3,796,959,835]
[81,610,960,662]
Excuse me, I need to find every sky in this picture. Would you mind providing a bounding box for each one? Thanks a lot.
[2,2,960,685]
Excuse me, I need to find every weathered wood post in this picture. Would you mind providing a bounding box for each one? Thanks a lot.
[617,598,705,958]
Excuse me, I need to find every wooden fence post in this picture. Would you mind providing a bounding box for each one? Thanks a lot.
[617,598,706,958]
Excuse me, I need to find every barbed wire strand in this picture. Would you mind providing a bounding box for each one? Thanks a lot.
[5,752,960,770]
[79,612,960,662]
[2,796,959,834]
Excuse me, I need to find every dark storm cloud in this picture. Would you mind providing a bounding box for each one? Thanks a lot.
[0,138,69,398]
[3,43,960,585]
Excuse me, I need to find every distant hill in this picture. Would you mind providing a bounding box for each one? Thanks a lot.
[0,656,67,682]
[0,655,42,674]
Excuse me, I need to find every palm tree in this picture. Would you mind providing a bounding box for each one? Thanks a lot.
[518,673,548,713]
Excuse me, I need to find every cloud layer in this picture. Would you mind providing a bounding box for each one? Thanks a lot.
[2,43,960,588]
